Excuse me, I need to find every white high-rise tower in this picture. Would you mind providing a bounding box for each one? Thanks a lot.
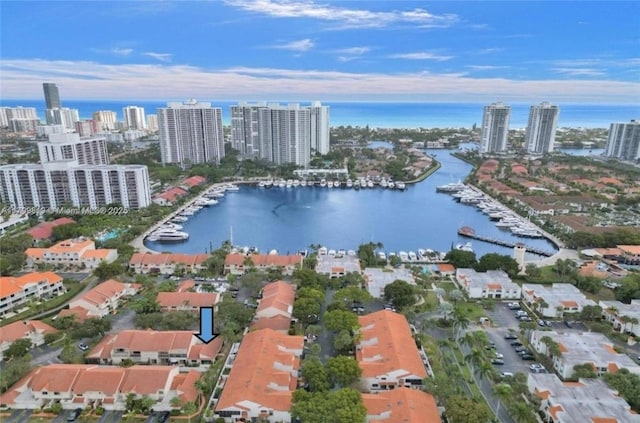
[605,120,640,162]
[123,106,147,130]
[525,102,559,155]
[480,102,511,154]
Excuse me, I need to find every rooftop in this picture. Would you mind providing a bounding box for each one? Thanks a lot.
[315,254,362,275]
[523,283,597,310]
[156,292,219,309]
[0,320,57,345]
[362,387,441,423]
[364,268,415,298]
[0,271,63,298]
[456,268,520,291]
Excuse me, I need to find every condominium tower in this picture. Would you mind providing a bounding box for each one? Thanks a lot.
[525,102,559,155]
[480,102,511,154]
[92,110,118,130]
[45,107,79,130]
[123,106,147,130]
[43,83,61,109]
[157,100,225,167]
[231,101,329,167]
[605,120,640,162]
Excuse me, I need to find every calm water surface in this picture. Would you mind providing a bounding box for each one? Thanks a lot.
[145,150,558,259]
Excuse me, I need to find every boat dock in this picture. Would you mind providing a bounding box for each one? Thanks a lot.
[458,227,555,257]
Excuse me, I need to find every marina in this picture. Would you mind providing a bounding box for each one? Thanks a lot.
[457,227,555,257]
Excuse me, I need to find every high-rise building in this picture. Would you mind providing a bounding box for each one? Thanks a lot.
[525,102,559,155]
[75,120,100,137]
[123,106,147,130]
[45,107,79,130]
[43,83,61,109]
[231,101,328,166]
[38,133,109,165]
[605,120,640,162]
[9,119,41,133]
[480,102,511,154]
[92,111,118,131]
[146,114,158,132]
[157,100,225,167]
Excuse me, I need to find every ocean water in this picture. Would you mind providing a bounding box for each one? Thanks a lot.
[1,99,638,129]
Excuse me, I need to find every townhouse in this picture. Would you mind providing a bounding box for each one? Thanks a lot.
[61,279,140,319]
[86,330,222,366]
[600,300,640,337]
[617,244,640,265]
[250,280,296,333]
[0,365,200,411]
[528,373,640,423]
[315,254,362,278]
[26,217,76,241]
[156,292,219,312]
[356,310,427,391]
[128,252,209,275]
[364,268,415,298]
[224,254,303,276]
[25,238,117,270]
[522,283,597,318]
[0,271,65,316]
[455,268,521,299]
[214,329,304,423]
[529,330,640,379]
[152,187,188,206]
[362,388,441,423]
[0,320,58,360]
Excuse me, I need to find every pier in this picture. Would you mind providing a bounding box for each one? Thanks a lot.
[458,227,555,257]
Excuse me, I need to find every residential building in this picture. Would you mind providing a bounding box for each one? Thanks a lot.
[42,83,61,110]
[128,252,209,274]
[600,300,640,337]
[455,268,521,299]
[0,161,151,210]
[605,120,640,162]
[146,114,158,132]
[315,254,362,278]
[364,268,415,298]
[525,102,559,154]
[86,330,222,366]
[529,330,640,379]
[45,108,79,130]
[39,133,109,165]
[152,187,189,206]
[9,119,41,133]
[522,283,597,318]
[74,120,100,137]
[230,101,327,167]
[224,254,303,276]
[0,320,58,360]
[617,244,640,265]
[356,310,427,391]
[480,102,511,154]
[156,292,219,312]
[65,279,140,318]
[26,238,118,270]
[92,110,117,130]
[528,373,640,423]
[179,175,206,190]
[254,281,295,320]
[0,364,200,411]
[1,107,38,124]
[158,100,225,167]
[214,329,304,423]
[362,388,441,423]
[122,106,147,130]
[0,272,65,316]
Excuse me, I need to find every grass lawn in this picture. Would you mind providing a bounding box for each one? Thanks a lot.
[456,302,487,320]
[438,281,458,292]
[584,287,616,302]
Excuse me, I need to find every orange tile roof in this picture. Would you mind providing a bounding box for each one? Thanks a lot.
[535,388,550,400]
[558,343,568,353]
[607,362,619,373]
[57,306,90,322]
[591,418,619,423]
[129,253,209,267]
[487,283,502,290]
[618,245,640,255]
[119,366,176,395]
[181,175,206,188]
[27,217,76,240]
[603,344,618,355]
[549,405,564,419]
[0,271,63,298]
[437,264,455,273]
[177,279,196,292]
[224,254,303,267]
[250,315,292,333]
[216,329,303,413]
[156,292,218,309]
[75,279,137,306]
[82,249,113,259]
[171,370,200,404]
[24,248,45,259]
[357,310,427,379]
[256,280,295,316]
[362,388,441,423]
[47,238,94,254]
[156,187,188,202]
[0,320,57,344]
[561,300,578,308]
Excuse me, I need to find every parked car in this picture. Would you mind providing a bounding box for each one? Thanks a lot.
[537,319,545,327]
[78,343,89,352]
[521,354,535,360]
[494,352,504,359]
[510,341,523,347]
[544,320,552,327]
[491,358,505,365]
[507,302,521,310]
[500,372,514,378]
[67,408,82,422]
[564,320,573,328]
[157,412,170,423]
[504,334,518,340]
[514,346,527,353]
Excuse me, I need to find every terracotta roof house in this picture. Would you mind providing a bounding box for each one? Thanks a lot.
[214,329,304,423]
[128,253,209,275]
[156,292,219,312]
[249,315,292,334]
[0,364,200,411]
[25,238,117,270]
[356,310,428,391]
[86,330,222,366]
[65,279,140,318]
[224,254,303,276]
[362,387,441,423]
[27,218,76,240]
[0,320,57,360]
[255,281,295,320]
[617,244,640,265]
[152,187,188,206]
[0,271,65,316]
[179,175,206,190]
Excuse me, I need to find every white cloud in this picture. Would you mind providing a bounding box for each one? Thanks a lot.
[143,52,173,62]
[475,48,504,55]
[2,59,639,104]
[224,0,458,29]
[335,47,371,55]
[270,38,314,52]
[467,65,509,70]
[389,52,453,61]
[111,48,134,56]
[553,68,605,77]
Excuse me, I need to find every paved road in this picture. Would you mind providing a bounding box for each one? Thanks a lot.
[4,409,32,423]
[98,410,123,423]
[31,343,63,366]
[318,289,335,362]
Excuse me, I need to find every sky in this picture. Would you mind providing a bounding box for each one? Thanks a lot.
[1,0,639,103]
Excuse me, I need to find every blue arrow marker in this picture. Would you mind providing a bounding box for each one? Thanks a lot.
[195,307,218,344]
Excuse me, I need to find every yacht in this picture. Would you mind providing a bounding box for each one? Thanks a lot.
[170,216,188,223]
[388,181,395,189]
[408,251,418,261]
[196,198,218,206]
[179,208,196,216]
[318,246,328,255]
[159,222,183,231]
[377,251,387,261]
[328,181,334,188]
[396,182,406,190]
[398,251,409,261]
[206,190,225,199]
[265,180,274,188]
[380,179,388,188]
[320,179,327,188]
[258,181,266,189]
[367,180,374,188]
[456,242,474,253]
[328,249,336,256]
[418,249,428,260]
[226,184,240,192]
[347,250,357,256]
[436,182,466,193]
[293,179,300,187]
[298,249,308,257]
[147,229,189,242]
[278,179,286,188]
[354,180,361,190]
[286,179,293,188]
[269,249,279,255]
[334,180,342,188]
[307,180,315,187]
[346,179,353,188]
[300,180,307,187]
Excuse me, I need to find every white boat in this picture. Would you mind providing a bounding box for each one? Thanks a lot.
[320,179,327,188]
[334,180,342,188]
[318,246,328,255]
[367,180,374,188]
[346,179,353,188]
[196,198,218,206]
[456,242,474,253]
[269,249,279,255]
[265,180,273,188]
[159,223,183,231]
[396,182,406,190]
[179,208,196,216]
[398,251,409,261]
[418,249,428,260]
[293,179,300,187]
[328,249,336,256]
[347,250,357,256]
[436,182,466,193]
[258,181,266,189]
[170,216,188,223]
[380,179,388,188]
[388,181,395,189]
[354,180,361,189]
[408,251,418,261]
[147,229,189,242]
[301,180,307,187]
[327,181,334,188]
[278,179,286,188]
[206,190,225,198]
[378,252,387,260]
[286,179,293,188]
[224,184,240,192]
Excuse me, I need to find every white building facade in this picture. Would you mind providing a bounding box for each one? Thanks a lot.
[480,102,511,154]
[123,106,147,130]
[605,120,640,162]
[38,133,109,165]
[45,108,79,130]
[92,110,118,130]
[158,100,225,167]
[525,102,559,154]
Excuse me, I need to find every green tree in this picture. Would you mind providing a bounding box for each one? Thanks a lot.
[571,363,597,379]
[0,354,32,392]
[60,338,82,363]
[297,287,325,303]
[291,388,366,423]
[324,310,359,333]
[475,253,519,276]
[525,263,542,278]
[3,338,32,360]
[579,305,603,321]
[443,395,492,423]
[333,286,372,305]
[301,357,330,392]
[93,261,124,280]
[333,329,354,354]
[327,356,362,388]
[293,297,322,325]
[603,369,640,411]
[357,242,380,268]
[444,249,477,269]
[383,280,417,310]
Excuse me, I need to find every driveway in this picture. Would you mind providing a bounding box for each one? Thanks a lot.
[4,409,32,423]
[31,344,63,366]
[108,309,136,334]
[317,289,335,362]
[98,411,123,423]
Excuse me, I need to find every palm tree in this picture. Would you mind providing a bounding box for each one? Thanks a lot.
[438,302,454,321]
[536,299,549,315]
[494,382,513,415]
[452,309,470,340]
[475,361,493,381]
[459,332,475,350]
[464,348,483,372]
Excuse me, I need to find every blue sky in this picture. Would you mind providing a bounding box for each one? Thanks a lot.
[1,0,639,103]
